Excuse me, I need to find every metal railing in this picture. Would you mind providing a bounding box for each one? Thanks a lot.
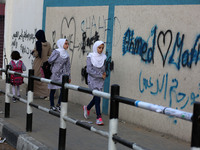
[0,65,199,150]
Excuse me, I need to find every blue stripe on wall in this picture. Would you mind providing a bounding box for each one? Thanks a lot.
[102,4,115,114]
[43,0,200,114]
[43,0,200,29]
[44,0,200,6]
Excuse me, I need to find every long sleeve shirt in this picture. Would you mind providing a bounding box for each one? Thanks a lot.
[86,57,105,91]
[48,50,71,89]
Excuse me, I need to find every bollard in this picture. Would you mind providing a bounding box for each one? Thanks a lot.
[191,102,200,149]
[5,65,11,118]
[58,75,69,150]
[108,84,120,150]
[26,69,34,132]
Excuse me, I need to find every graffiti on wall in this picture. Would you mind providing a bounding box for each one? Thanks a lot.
[139,70,199,124]
[51,16,108,57]
[122,26,200,123]
[53,15,121,55]
[50,15,119,77]
[122,26,200,70]
[79,15,117,75]
[80,15,108,54]
[11,29,37,65]
[139,71,199,110]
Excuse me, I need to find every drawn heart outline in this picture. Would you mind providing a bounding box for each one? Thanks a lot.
[61,17,76,64]
[157,30,173,67]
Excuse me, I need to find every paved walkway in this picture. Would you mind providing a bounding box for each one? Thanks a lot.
[0,79,190,150]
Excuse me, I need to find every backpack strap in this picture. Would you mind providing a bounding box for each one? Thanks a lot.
[18,60,22,67]
[11,60,16,68]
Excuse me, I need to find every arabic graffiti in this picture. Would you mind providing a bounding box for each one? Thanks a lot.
[139,70,199,124]
[122,26,200,70]
[11,29,37,60]
[139,71,199,110]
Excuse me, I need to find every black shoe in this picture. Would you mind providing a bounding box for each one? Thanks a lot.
[12,97,16,103]
[56,104,61,112]
[50,106,56,111]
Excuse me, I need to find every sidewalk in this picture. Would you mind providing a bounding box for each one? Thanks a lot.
[0,79,190,150]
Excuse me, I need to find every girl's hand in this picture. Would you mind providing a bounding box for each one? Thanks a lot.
[102,72,106,79]
[68,79,71,83]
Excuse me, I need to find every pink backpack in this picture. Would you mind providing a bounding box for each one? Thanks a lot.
[10,60,24,86]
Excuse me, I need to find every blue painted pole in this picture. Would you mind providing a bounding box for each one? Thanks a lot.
[102,4,115,115]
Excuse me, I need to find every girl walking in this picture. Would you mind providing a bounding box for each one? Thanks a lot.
[83,40,107,125]
[48,38,71,111]
[9,51,26,102]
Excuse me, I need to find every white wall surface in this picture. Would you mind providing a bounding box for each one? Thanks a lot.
[111,5,200,141]
[4,0,44,82]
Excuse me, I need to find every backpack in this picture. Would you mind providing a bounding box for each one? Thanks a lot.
[10,60,24,85]
[81,66,88,85]
[41,61,52,79]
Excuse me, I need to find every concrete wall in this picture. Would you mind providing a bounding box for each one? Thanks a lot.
[3,0,200,142]
[112,4,200,142]
[3,0,44,81]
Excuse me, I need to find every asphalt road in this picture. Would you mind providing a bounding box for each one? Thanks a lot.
[0,142,16,150]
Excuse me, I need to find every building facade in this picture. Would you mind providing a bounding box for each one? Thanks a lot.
[3,0,200,142]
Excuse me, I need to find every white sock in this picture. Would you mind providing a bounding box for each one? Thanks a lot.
[12,86,16,96]
[17,86,20,96]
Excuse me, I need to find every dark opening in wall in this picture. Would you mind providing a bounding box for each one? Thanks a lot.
[0,3,5,74]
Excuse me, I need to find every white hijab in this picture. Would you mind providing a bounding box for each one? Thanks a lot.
[55,39,69,59]
[87,41,107,68]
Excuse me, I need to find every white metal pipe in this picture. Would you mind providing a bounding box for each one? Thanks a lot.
[92,90,110,99]
[5,83,10,103]
[108,119,118,150]
[60,102,68,129]
[27,91,33,114]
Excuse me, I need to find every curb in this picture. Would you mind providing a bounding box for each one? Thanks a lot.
[0,118,49,150]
